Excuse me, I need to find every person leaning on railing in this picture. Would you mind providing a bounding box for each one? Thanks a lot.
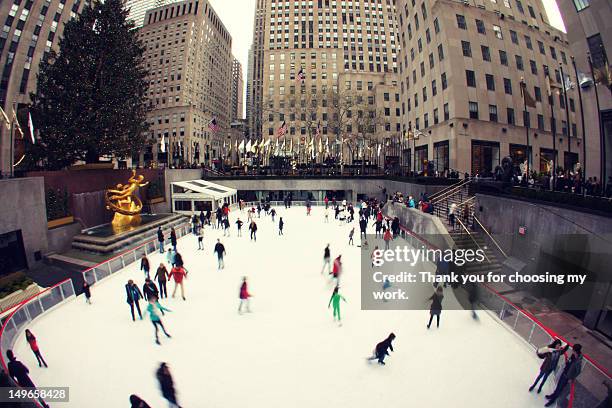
[545,344,583,407]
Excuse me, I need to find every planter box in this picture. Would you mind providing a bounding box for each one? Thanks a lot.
[149,197,165,204]
[48,215,74,229]
[69,163,114,170]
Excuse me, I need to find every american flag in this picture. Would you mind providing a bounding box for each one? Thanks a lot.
[277,121,288,137]
[297,68,305,83]
[208,117,220,132]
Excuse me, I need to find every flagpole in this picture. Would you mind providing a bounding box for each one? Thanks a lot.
[560,63,572,168]
[9,104,14,177]
[572,56,587,180]
[521,79,530,179]
[587,53,606,185]
[546,70,558,190]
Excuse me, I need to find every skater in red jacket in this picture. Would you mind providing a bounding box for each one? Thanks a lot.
[332,255,343,282]
[25,329,47,368]
[169,266,187,301]
[238,277,252,314]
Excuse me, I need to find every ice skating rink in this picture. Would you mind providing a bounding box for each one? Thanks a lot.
[14,207,553,408]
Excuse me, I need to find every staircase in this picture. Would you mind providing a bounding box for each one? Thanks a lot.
[430,179,476,227]
[449,230,503,276]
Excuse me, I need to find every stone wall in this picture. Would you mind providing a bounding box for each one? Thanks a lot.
[0,177,48,267]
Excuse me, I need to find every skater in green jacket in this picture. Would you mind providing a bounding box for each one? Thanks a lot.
[328,286,347,323]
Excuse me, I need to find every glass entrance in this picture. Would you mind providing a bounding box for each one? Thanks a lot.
[471,141,500,176]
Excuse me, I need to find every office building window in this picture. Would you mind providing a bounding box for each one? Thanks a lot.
[462,41,472,57]
[486,74,495,91]
[469,101,479,119]
[489,105,498,122]
[456,14,467,29]
[466,70,476,87]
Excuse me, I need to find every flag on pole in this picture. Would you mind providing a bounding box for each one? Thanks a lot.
[28,112,35,144]
[238,140,245,151]
[297,68,305,83]
[160,133,166,153]
[520,81,537,108]
[245,140,252,152]
[0,107,10,129]
[12,109,23,138]
[208,117,220,132]
[315,121,321,138]
[562,73,575,92]
[377,143,382,156]
[289,139,293,154]
[264,138,270,147]
[277,121,288,138]
[318,136,323,154]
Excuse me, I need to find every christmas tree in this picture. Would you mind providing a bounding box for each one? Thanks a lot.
[28,0,149,169]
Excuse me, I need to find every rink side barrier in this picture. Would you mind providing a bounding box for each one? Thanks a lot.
[395,223,611,408]
[0,278,76,408]
[80,222,191,285]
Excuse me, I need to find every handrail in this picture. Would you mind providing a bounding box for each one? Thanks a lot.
[473,215,509,259]
[455,217,491,263]
[0,278,75,408]
[430,178,470,202]
[397,222,612,381]
[431,179,471,204]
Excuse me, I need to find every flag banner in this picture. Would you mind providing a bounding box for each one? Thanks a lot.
[297,68,305,83]
[160,134,166,153]
[246,140,252,152]
[12,109,23,138]
[318,136,323,154]
[208,117,220,132]
[562,73,575,92]
[277,121,288,138]
[289,139,293,154]
[578,70,594,88]
[264,138,270,147]
[0,107,10,129]
[521,82,537,108]
[238,140,245,151]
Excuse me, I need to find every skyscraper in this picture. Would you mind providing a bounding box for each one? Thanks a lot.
[247,0,267,141]
[556,0,611,182]
[124,0,169,27]
[250,0,402,166]
[231,57,244,121]
[396,0,582,176]
[0,0,90,176]
[137,0,233,168]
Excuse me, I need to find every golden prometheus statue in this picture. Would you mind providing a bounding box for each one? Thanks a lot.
[105,170,149,228]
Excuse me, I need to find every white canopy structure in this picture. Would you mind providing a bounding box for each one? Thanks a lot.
[171,180,237,214]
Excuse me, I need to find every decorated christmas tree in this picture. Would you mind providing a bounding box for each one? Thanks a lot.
[28,0,149,169]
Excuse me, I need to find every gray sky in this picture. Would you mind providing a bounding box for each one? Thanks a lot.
[209,0,566,118]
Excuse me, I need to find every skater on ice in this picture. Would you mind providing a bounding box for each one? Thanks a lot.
[197,228,204,250]
[427,286,444,329]
[130,394,152,408]
[238,277,252,314]
[170,227,177,251]
[140,255,150,279]
[147,296,172,345]
[249,220,258,241]
[529,339,569,394]
[169,264,188,301]
[348,227,355,245]
[82,280,92,304]
[155,263,169,299]
[156,363,182,408]
[25,329,48,368]
[328,286,347,325]
[278,217,284,235]
[157,227,165,253]
[322,244,331,274]
[545,344,583,406]
[332,255,343,282]
[367,333,396,365]
[125,279,144,321]
[236,218,244,236]
[143,278,161,305]
[214,239,226,270]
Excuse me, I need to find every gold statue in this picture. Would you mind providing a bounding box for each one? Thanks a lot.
[105,170,149,228]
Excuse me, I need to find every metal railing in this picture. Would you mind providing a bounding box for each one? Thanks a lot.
[430,178,471,204]
[394,223,612,408]
[81,222,191,285]
[0,279,76,408]
[472,215,509,259]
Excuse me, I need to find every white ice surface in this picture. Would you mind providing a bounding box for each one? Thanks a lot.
[14,207,552,408]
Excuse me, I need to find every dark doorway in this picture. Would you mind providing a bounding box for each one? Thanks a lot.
[0,230,28,276]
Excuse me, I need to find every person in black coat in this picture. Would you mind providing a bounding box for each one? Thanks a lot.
[130,394,152,408]
[6,350,35,387]
[157,227,165,254]
[359,218,367,238]
[278,217,284,235]
[427,286,444,329]
[157,363,181,408]
[143,278,160,302]
[82,281,92,304]
[545,344,584,406]
[367,333,396,365]
[170,228,177,251]
[249,221,258,241]
[126,280,144,321]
